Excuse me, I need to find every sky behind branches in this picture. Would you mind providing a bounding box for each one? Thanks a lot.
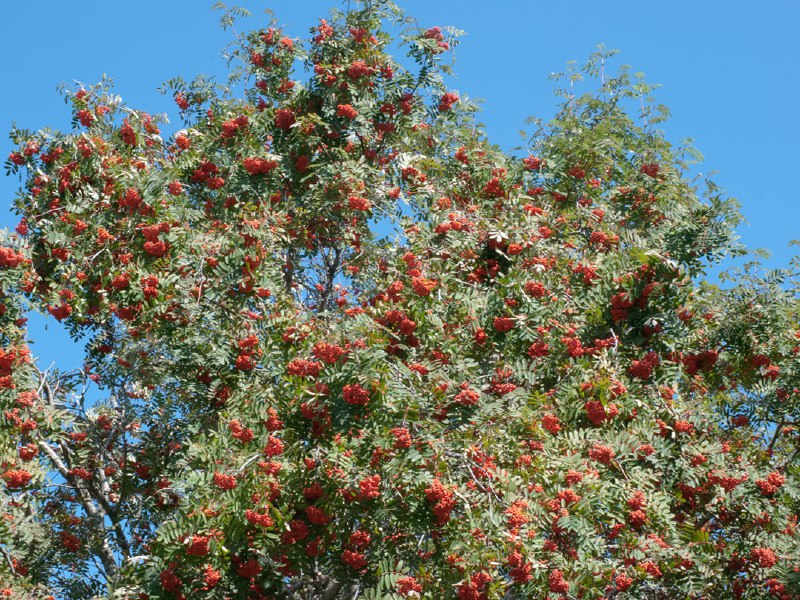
[2,0,799,370]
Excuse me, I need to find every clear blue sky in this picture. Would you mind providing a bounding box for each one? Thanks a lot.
[2,0,799,369]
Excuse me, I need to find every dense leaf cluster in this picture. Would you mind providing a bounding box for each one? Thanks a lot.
[1,2,798,599]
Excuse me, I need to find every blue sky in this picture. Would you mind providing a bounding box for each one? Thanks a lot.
[2,0,799,369]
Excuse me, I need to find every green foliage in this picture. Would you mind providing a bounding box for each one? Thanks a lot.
[1,2,798,599]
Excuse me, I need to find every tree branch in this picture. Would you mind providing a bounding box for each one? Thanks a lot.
[0,544,16,574]
[320,580,344,600]
[37,440,120,581]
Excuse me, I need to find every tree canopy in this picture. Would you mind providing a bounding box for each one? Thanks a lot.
[1,2,799,599]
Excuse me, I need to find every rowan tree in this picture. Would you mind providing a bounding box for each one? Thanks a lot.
[1,2,799,599]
